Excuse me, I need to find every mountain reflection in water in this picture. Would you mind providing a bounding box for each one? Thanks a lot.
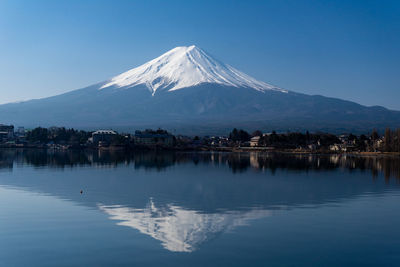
[99,200,271,252]
[0,149,400,253]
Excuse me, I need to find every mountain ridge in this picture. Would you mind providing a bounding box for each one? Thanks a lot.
[0,45,399,134]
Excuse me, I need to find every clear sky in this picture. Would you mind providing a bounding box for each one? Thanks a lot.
[0,0,399,109]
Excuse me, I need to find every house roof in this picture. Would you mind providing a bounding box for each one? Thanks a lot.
[93,130,117,135]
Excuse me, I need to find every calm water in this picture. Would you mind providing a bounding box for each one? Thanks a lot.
[1,149,400,266]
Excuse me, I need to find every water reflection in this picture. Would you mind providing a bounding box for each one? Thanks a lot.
[99,200,270,252]
[1,149,400,180]
[1,149,400,254]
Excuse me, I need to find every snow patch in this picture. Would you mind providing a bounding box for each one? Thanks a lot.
[100,45,287,95]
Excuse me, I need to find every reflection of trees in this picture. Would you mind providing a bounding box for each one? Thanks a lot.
[253,153,338,174]
[133,151,177,171]
[0,149,399,180]
[0,149,15,170]
[226,153,251,173]
[22,149,92,167]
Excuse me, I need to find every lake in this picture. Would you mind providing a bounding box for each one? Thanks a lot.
[0,149,400,266]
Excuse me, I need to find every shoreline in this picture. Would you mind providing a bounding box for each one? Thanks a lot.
[1,145,399,157]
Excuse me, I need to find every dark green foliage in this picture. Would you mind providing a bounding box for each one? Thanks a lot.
[26,127,91,145]
[251,130,263,137]
[229,128,250,142]
[111,134,129,146]
[26,127,49,143]
[348,134,357,141]
[259,131,340,149]
[371,129,379,141]
[384,128,400,152]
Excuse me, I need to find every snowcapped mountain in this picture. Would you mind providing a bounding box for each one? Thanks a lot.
[0,45,399,133]
[100,45,286,95]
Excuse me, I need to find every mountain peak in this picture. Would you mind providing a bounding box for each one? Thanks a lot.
[100,45,286,95]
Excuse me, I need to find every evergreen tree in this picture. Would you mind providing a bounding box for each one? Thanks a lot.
[384,128,392,152]
[251,130,263,137]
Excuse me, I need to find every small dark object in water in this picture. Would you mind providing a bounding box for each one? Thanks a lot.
[80,190,83,194]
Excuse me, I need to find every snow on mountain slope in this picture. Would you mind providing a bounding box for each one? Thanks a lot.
[100,45,287,95]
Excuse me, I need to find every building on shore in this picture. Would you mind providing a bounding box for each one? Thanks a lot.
[250,136,261,147]
[16,127,25,136]
[90,130,117,145]
[0,124,14,142]
[134,130,174,147]
[329,143,357,152]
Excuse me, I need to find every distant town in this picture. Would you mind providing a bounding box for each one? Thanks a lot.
[0,124,399,153]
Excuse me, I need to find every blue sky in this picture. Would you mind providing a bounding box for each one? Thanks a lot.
[0,0,399,109]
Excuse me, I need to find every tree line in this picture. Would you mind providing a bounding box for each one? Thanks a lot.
[26,127,91,144]
[384,128,400,152]
[21,126,400,152]
[228,127,400,152]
